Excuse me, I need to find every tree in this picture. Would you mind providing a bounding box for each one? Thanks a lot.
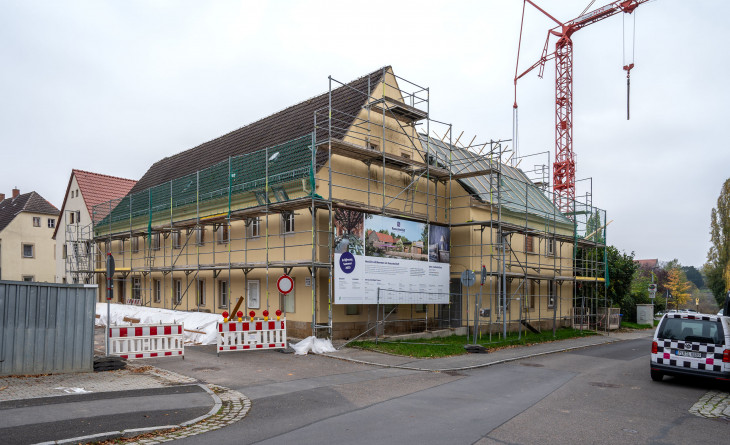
[665,267,693,308]
[605,246,639,318]
[682,265,704,289]
[585,210,605,243]
[705,178,730,305]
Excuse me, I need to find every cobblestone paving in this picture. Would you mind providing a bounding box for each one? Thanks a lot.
[118,383,250,445]
[689,390,730,420]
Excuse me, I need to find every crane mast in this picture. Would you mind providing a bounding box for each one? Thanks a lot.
[514,0,650,217]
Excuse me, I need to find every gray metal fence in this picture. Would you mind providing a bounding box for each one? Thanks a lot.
[0,281,96,376]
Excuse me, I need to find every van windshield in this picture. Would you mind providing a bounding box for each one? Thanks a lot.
[658,318,724,344]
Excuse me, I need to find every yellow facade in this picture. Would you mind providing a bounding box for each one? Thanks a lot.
[94,68,600,338]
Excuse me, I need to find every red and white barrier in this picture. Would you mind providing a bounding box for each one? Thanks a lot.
[217,319,287,354]
[108,323,184,359]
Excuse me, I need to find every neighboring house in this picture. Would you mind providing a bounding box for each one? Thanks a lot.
[92,66,607,338]
[0,188,59,282]
[635,259,658,269]
[53,170,136,285]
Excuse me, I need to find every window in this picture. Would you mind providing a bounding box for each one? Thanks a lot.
[248,218,260,238]
[197,279,205,306]
[548,280,556,309]
[415,304,426,313]
[132,277,141,299]
[172,230,181,249]
[117,280,125,303]
[345,304,360,315]
[196,227,205,246]
[280,279,295,313]
[152,233,161,251]
[69,211,75,224]
[22,244,34,258]
[154,279,161,303]
[525,235,534,253]
[63,244,67,259]
[131,236,139,253]
[247,280,260,309]
[219,280,228,308]
[282,212,294,233]
[545,237,555,256]
[22,276,34,282]
[175,280,182,304]
[48,218,55,228]
[524,280,535,310]
[33,217,40,227]
[217,224,229,244]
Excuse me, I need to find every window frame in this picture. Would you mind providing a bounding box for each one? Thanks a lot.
[279,278,295,314]
[248,217,261,238]
[132,277,141,299]
[217,224,230,244]
[32,216,41,227]
[218,280,228,308]
[22,243,34,258]
[197,279,205,306]
[282,212,295,233]
[47,218,56,228]
[247,280,260,309]
[154,279,161,303]
[175,279,182,305]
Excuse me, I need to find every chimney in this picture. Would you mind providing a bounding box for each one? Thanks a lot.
[12,187,20,198]
[0,193,5,201]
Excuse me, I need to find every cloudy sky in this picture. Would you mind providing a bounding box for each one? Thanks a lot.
[2,0,727,268]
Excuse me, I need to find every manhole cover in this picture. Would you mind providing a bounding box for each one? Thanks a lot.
[520,363,544,367]
[589,382,622,388]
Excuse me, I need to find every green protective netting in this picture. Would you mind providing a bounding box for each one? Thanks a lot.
[93,134,315,232]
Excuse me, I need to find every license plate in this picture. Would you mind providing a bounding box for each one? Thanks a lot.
[674,349,702,358]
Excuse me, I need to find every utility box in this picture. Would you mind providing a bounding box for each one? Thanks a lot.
[636,304,654,325]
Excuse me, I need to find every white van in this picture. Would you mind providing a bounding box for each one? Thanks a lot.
[650,312,730,382]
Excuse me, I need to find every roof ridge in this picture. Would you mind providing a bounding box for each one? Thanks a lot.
[73,169,137,183]
[146,66,390,170]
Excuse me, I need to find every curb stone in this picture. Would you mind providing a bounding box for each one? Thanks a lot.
[35,369,251,445]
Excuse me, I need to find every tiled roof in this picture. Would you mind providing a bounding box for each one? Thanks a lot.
[368,230,396,244]
[635,259,658,269]
[0,192,59,233]
[129,67,388,194]
[74,170,137,217]
[52,169,137,239]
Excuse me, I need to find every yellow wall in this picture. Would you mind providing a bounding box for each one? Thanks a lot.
[1,211,57,282]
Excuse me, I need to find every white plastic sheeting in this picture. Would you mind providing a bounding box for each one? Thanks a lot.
[291,336,336,355]
[96,303,220,345]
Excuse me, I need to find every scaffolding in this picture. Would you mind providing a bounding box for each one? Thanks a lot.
[88,67,608,339]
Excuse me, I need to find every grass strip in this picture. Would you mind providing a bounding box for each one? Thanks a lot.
[350,328,598,358]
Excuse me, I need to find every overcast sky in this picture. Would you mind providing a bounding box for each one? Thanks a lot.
[1,0,727,268]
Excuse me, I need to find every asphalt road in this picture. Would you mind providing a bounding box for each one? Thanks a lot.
[164,338,729,445]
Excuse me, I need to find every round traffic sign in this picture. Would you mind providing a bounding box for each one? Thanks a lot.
[461,270,476,287]
[277,274,294,294]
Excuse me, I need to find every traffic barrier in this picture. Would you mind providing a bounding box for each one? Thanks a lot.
[217,318,287,354]
[108,323,184,359]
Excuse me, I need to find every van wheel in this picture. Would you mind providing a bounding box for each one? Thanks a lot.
[650,370,663,382]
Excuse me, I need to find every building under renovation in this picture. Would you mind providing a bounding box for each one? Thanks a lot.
[86,67,609,339]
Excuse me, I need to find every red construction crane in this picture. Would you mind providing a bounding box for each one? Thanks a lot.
[513,0,650,217]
